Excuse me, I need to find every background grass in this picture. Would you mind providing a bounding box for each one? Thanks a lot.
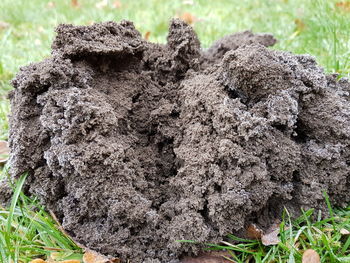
[0,0,350,140]
[1,0,350,139]
[0,0,350,262]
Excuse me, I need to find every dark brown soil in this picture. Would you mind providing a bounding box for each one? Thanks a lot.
[3,19,350,262]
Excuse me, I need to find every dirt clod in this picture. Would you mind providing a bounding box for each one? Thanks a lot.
[4,19,350,262]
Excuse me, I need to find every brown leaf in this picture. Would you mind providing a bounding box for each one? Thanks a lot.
[261,222,280,246]
[302,249,320,263]
[180,252,233,263]
[246,224,263,239]
[246,222,280,245]
[112,0,122,9]
[83,249,120,263]
[261,228,280,246]
[144,31,151,41]
[0,140,9,164]
[29,259,46,263]
[335,2,350,12]
[71,0,80,8]
[180,12,197,25]
[0,21,10,31]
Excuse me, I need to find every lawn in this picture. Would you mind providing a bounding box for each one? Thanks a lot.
[0,0,350,262]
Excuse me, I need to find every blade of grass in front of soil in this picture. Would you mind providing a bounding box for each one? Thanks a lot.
[185,199,350,262]
[0,173,83,263]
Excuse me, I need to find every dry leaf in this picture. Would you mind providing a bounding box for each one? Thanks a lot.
[261,222,280,246]
[96,0,108,9]
[302,249,320,263]
[335,2,350,12]
[261,227,280,246]
[246,222,280,245]
[180,252,232,263]
[71,0,80,8]
[144,31,151,41]
[112,0,122,8]
[246,224,263,239]
[0,21,10,31]
[83,249,119,263]
[57,261,81,263]
[29,259,46,263]
[0,140,9,164]
[180,12,197,25]
[340,228,350,235]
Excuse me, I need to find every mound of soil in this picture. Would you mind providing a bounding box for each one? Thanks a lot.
[4,19,350,262]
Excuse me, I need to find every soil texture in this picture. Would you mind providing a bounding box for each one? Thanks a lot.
[4,19,350,262]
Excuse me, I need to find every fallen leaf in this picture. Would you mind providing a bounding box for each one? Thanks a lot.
[29,259,46,263]
[180,12,197,25]
[95,0,108,9]
[180,252,232,263]
[246,221,280,245]
[83,249,119,263]
[335,2,350,12]
[261,227,280,246]
[0,21,10,31]
[261,222,280,246]
[71,0,80,8]
[302,249,320,263]
[112,0,122,8]
[340,228,350,235]
[0,140,9,164]
[144,31,151,41]
[246,223,263,239]
[57,261,81,263]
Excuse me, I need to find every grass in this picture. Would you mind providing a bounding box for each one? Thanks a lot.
[0,168,83,263]
[0,0,350,262]
[222,205,350,262]
[178,200,350,262]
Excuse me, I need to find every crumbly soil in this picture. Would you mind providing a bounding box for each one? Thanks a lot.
[3,19,350,262]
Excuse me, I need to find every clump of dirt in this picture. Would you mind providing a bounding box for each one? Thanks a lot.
[5,19,350,262]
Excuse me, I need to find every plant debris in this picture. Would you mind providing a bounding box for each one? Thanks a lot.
[0,140,9,164]
[246,222,280,245]
[302,249,321,263]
